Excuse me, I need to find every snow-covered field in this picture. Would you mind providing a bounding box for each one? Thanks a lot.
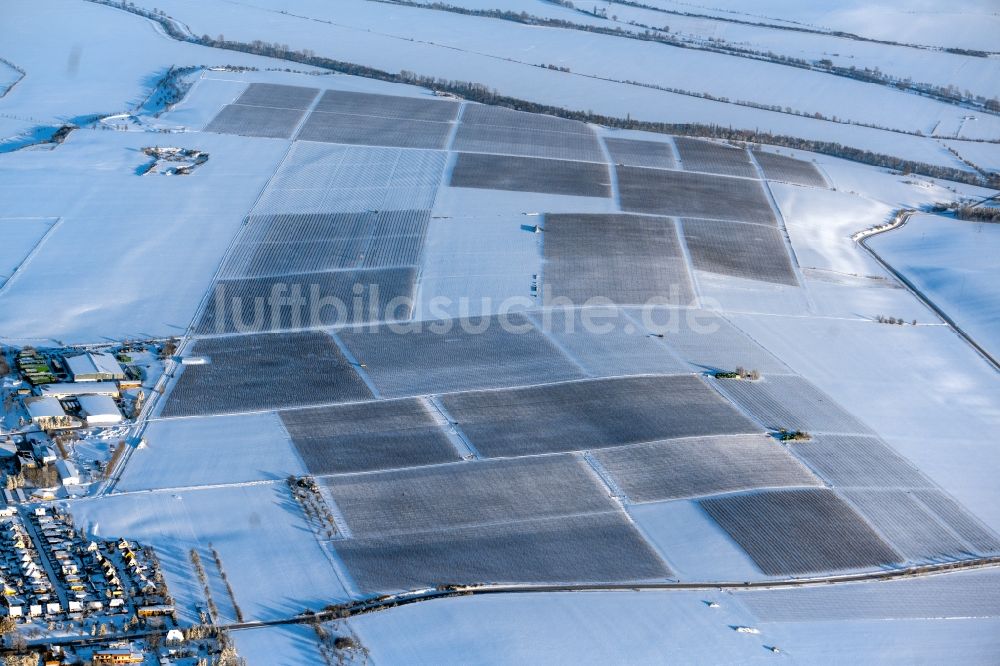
[867,213,1000,363]
[116,0,998,168]
[0,129,289,343]
[71,483,352,623]
[1,1,999,663]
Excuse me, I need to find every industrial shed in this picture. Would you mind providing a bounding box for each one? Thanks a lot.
[65,351,125,382]
[41,382,120,399]
[77,394,123,426]
[23,397,73,430]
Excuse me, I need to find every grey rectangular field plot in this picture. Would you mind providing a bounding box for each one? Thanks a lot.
[528,308,690,378]
[626,307,791,375]
[843,490,973,562]
[450,153,611,197]
[460,104,592,134]
[204,104,306,139]
[223,210,430,279]
[681,218,798,286]
[714,375,874,435]
[196,267,417,334]
[604,137,676,170]
[234,83,319,110]
[280,398,458,474]
[700,488,903,575]
[595,434,820,503]
[324,455,616,538]
[753,150,826,187]
[542,213,695,305]
[914,490,1000,554]
[314,90,459,122]
[452,123,605,162]
[617,167,775,224]
[336,512,670,593]
[335,313,585,398]
[674,137,757,178]
[439,375,760,458]
[161,331,372,417]
[298,111,453,149]
[788,434,931,488]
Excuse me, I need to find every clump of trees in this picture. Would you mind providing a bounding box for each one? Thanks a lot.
[189,549,218,623]
[956,206,1000,223]
[714,367,760,380]
[89,0,1000,190]
[210,544,243,623]
[776,429,811,441]
[874,315,915,325]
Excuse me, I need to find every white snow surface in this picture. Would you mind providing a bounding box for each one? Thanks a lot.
[867,213,1000,362]
[71,484,352,623]
[118,0,996,166]
[117,412,305,491]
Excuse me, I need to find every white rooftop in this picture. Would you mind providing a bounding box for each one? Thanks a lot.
[41,382,120,398]
[24,396,65,420]
[55,459,80,486]
[65,351,124,380]
[77,394,123,425]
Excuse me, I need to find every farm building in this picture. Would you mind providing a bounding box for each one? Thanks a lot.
[65,351,125,382]
[1,595,23,617]
[91,647,144,664]
[55,459,80,486]
[77,394,123,426]
[41,381,120,399]
[24,397,74,430]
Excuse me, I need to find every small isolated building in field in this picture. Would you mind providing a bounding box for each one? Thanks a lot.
[65,352,125,382]
[24,396,75,430]
[77,394,123,426]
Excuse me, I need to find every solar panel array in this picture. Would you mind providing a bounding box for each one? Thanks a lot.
[674,137,757,178]
[526,308,690,378]
[594,434,821,502]
[787,434,932,488]
[453,104,604,162]
[162,332,372,417]
[438,375,760,458]
[325,456,616,538]
[204,83,318,138]
[280,398,460,474]
[299,111,454,149]
[254,142,446,215]
[604,137,676,169]
[700,488,903,575]
[713,375,875,435]
[450,152,612,197]
[234,83,321,110]
[681,218,798,285]
[220,210,431,279]
[336,512,669,592]
[180,85,998,594]
[842,490,973,562]
[336,313,586,397]
[313,90,459,121]
[616,167,776,224]
[753,150,827,187]
[541,213,695,305]
[196,266,417,334]
[625,307,792,375]
[325,455,669,591]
